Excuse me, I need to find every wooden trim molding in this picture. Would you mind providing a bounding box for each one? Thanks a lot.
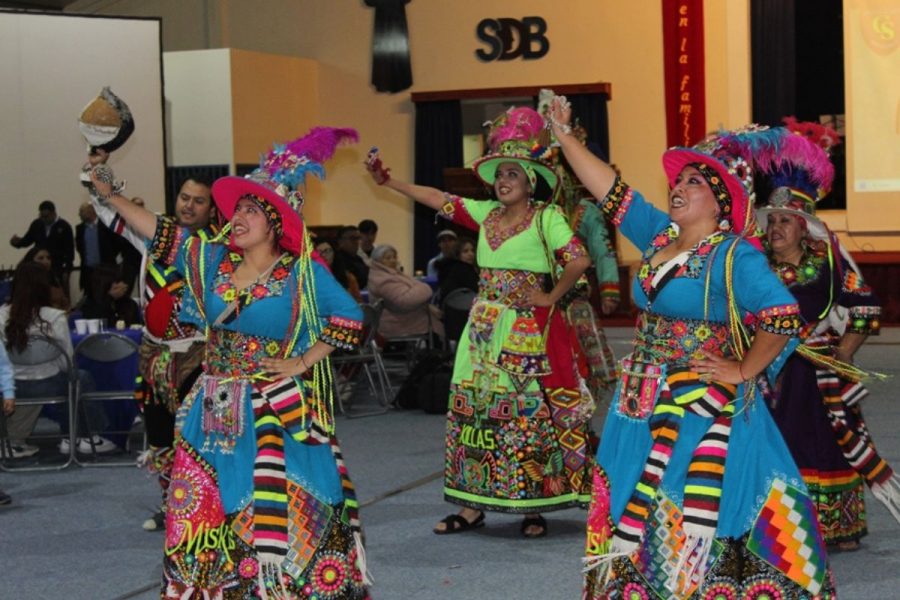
[411,82,611,103]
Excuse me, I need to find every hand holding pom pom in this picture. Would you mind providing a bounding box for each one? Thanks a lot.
[365,147,391,185]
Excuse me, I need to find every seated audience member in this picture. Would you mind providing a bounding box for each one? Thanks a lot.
[0,329,18,460]
[368,244,443,340]
[17,246,69,311]
[436,237,478,300]
[335,225,370,288]
[80,264,141,327]
[426,229,458,278]
[358,219,378,264]
[0,262,114,455]
[319,239,362,302]
[436,237,478,344]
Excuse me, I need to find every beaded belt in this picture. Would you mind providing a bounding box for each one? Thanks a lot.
[633,311,732,366]
[477,267,547,309]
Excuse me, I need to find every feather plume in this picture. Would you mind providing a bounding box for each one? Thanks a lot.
[262,127,359,190]
[486,107,546,151]
[783,116,841,154]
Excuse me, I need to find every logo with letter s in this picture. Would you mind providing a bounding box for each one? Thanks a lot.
[476,17,550,61]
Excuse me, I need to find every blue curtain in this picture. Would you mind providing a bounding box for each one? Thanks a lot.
[413,100,463,271]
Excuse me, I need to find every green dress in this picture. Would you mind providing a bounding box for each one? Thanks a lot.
[438,195,595,513]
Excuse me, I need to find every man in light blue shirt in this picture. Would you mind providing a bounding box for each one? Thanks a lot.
[0,341,16,505]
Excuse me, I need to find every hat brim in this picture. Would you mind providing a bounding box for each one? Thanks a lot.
[473,156,559,197]
[756,207,828,242]
[662,148,749,234]
[211,176,304,255]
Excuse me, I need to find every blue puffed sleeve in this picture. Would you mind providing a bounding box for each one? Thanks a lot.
[722,239,802,336]
[307,260,364,350]
[595,177,671,252]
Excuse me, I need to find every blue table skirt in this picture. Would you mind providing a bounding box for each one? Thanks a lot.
[71,328,143,447]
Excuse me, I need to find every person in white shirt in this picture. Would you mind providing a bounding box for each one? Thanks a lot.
[0,262,113,457]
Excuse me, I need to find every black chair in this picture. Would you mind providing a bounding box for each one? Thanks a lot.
[440,287,477,350]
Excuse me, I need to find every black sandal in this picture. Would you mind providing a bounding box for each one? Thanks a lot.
[521,515,547,538]
[433,511,485,535]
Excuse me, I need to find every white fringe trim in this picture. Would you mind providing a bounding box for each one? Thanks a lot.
[669,530,714,597]
[872,474,900,526]
[354,530,374,586]
[256,559,289,600]
[581,551,630,591]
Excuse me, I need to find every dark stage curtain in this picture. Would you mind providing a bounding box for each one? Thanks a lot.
[413,100,462,271]
[751,0,796,126]
[366,0,413,93]
[567,93,611,162]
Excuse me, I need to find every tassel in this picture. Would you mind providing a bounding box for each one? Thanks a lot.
[354,530,374,586]
[256,560,289,600]
[669,530,714,597]
[871,475,900,525]
[581,551,630,591]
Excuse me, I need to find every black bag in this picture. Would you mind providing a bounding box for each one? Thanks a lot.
[394,349,454,411]
[418,369,453,414]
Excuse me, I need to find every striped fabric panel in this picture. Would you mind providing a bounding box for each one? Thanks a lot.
[259,379,307,442]
[817,369,894,487]
[251,390,289,559]
[683,409,733,531]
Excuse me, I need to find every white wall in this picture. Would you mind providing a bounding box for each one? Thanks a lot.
[0,12,165,267]
[162,49,233,168]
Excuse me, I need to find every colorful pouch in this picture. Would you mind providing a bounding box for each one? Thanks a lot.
[614,354,666,420]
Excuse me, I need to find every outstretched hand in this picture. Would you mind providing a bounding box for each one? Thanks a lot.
[365,147,391,185]
[547,95,573,133]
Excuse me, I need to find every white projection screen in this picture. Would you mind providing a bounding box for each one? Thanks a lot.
[843,0,900,232]
[0,11,164,267]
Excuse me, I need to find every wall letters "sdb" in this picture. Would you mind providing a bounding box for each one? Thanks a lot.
[475,17,550,61]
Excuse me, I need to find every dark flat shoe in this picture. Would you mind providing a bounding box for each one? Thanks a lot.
[521,515,547,538]
[433,511,485,535]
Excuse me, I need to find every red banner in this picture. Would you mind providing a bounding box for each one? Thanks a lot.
[662,0,706,147]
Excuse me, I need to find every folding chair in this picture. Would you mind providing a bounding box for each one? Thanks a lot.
[332,301,392,417]
[73,331,142,467]
[440,287,477,352]
[0,335,76,472]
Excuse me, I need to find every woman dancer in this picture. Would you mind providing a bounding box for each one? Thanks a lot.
[756,120,899,552]
[90,128,369,599]
[367,107,592,538]
[550,96,837,599]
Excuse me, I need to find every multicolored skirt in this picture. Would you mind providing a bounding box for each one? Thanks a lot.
[162,373,369,599]
[583,312,836,599]
[444,292,595,514]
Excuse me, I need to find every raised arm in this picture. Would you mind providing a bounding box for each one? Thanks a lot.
[89,168,159,240]
[365,149,446,211]
[547,96,618,202]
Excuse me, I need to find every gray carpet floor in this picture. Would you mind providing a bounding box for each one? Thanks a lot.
[2,328,899,599]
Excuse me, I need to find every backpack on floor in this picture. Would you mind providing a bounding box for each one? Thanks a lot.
[394,349,454,411]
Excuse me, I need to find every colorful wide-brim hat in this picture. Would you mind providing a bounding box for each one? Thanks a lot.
[753,118,839,243]
[661,145,753,236]
[756,187,829,242]
[212,127,359,256]
[473,106,558,196]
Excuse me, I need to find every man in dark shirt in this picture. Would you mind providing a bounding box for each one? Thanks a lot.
[75,202,121,293]
[10,200,75,290]
[335,225,369,289]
